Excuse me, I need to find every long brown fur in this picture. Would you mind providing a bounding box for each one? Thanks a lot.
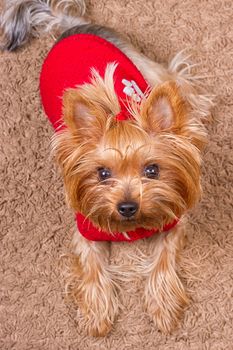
[51,62,210,336]
[50,59,211,335]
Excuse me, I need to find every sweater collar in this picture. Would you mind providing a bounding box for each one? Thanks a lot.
[76,213,179,242]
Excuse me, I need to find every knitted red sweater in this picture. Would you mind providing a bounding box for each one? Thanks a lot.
[40,33,178,242]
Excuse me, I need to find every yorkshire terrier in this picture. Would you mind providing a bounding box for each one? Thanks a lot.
[1,0,213,337]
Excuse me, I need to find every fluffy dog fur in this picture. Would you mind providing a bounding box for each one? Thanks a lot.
[0,0,213,336]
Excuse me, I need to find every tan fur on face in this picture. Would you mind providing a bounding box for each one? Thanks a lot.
[52,64,206,234]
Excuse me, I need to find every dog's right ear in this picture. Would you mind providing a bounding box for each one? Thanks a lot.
[62,89,94,131]
[62,88,116,140]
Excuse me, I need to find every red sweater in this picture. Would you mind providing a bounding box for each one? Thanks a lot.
[40,33,178,242]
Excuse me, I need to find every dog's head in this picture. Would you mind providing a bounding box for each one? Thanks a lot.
[52,65,206,233]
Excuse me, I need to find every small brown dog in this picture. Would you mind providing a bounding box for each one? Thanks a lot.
[1,0,213,336]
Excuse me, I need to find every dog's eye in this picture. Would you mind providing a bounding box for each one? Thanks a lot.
[144,164,160,179]
[98,167,112,181]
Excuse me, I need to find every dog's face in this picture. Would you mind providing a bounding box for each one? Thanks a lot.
[53,67,206,233]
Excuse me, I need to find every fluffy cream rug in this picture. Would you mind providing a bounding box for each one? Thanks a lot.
[1,0,232,348]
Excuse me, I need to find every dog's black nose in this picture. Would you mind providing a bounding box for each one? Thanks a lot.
[117,201,138,217]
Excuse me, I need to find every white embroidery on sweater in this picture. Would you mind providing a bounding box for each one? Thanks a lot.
[122,79,145,102]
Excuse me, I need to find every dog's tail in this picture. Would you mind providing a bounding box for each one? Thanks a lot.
[0,0,87,51]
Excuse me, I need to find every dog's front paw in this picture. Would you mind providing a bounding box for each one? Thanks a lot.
[80,280,118,337]
[145,272,189,333]
[67,256,119,337]
[86,314,113,337]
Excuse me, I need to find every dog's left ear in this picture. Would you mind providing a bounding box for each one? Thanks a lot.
[141,81,187,133]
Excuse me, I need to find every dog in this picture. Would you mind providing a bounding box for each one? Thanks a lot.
[0,0,213,337]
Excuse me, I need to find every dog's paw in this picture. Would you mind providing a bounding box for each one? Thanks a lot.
[87,317,113,337]
[66,256,119,337]
[77,279,118,337]
[146,297,187,333]
[145,274,189,333]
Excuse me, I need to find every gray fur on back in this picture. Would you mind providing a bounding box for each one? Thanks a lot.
[57,24,132,54]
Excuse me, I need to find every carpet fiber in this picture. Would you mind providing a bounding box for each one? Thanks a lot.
[1,0,233,349]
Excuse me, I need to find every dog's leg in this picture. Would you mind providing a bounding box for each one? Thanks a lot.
[67,230,119,337]
[143,222,189,333]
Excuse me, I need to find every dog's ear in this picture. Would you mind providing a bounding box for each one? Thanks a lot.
[62,88,116,139]
[141,81,188,133]
[62,89,94,131]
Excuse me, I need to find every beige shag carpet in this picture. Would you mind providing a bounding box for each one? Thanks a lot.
[1,0,233,349]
